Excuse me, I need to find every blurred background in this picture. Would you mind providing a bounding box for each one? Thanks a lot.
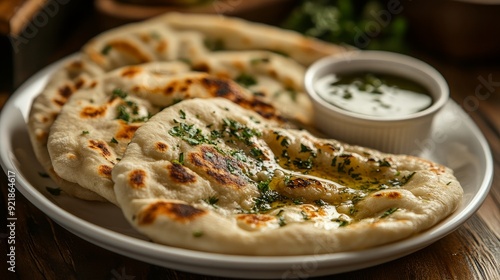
[1,0,499,94]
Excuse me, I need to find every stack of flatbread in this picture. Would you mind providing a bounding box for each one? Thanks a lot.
[27,13,463,255]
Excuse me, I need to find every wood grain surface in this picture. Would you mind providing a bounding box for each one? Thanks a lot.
[0,6,499,280]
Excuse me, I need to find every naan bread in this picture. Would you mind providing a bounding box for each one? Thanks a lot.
[30,12,346,201]
[82,12,348,125]
[47,63,284,204]
[28,57,106,200]
[112,98,463,255]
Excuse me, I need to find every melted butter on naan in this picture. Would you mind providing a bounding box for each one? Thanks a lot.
[112,98,463,255]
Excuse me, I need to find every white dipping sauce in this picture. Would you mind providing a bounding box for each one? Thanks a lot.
[314,73,432,117]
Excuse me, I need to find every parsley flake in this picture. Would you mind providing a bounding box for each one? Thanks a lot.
[46,187,61,196]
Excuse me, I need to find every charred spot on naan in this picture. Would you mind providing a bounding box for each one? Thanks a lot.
[236,214,276,229]
[52,84,75,107]
[155,142,168,152]
[74,78,86,90]
[200,76,241,98]
[167,162,197,184]
[300,204,327,219]
[88,140,112,158]
[128,169,147,189]
[121,66,143,78]
[106,40,152,64]
[98,165,113,179]
[35,130,48,141]
[189,146,248,188]
[199,76,282,121]
[137,201,207,225]
[115,123,140,140]
[80,105,108,118]
[372,191,403,199]
[156,40,168,53]
[192,62,210,72]
[285,178,322,189]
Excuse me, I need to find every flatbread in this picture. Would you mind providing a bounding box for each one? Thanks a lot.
[27,57,106,200]
[81,12,349,125]
[112,98,463,255]
[31,12,346,201]
[47,63,284,204]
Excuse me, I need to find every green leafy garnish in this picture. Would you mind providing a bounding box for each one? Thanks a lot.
[282,0,408,52]
[101,45,112,55]
[112,88,128,99]
[381,207,398,218]
[235,74,257,88]
[46,187,61,196]
[116,105,130,122]
[205,196,219,207]
[204,38,225,51]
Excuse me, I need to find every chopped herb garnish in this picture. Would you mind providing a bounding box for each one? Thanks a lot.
[112,88,128,99]
[81,130,90,135]
[250,57,270,65]
[300,211,310,220]
[331,157,337,167]
[280,138,290,147]
[150,31,161,40]
[254,179,284,212]
[125,101,139,114]
[381,208,398,218]
[179,109,186,119]
[293,157,313,169]
[101,45,112,55]
[276,209,287,226]
[293,198,303,205]
[378,159,392,167]
[169,122,213,146]
[235,73,257,88]
[314,199,327,206]
[116,105,130,122]
[204,38,225,51]
[110,137,118,144]
[46,187,61,196]
[205,196,219,207]
[268,49,289,57]
[300,144,313,153]
[250,147,264,158]
[389,172,416,186]
[350,173,362,180]
[193,230,204,237]
[334,220,349,227]
[343,92,353,99]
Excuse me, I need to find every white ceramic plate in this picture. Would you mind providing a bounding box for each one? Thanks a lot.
[0,55,494,279]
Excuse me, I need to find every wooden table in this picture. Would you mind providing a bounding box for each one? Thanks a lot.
[0,15,499,280]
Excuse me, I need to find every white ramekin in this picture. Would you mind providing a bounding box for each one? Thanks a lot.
[304,50,449,155]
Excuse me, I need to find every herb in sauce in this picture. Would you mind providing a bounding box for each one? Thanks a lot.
[315,72,432,117]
